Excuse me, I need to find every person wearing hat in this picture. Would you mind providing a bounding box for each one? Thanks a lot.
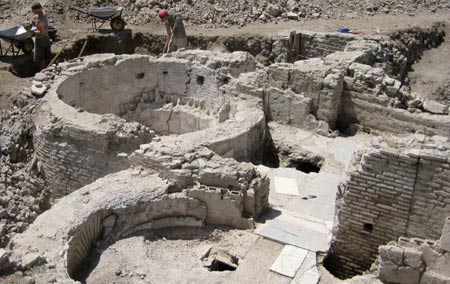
[158,9,188,53]
[31,2,51,69]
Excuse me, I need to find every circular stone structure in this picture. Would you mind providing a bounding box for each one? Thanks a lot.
[32,51,265,198]
[8,51,270,283]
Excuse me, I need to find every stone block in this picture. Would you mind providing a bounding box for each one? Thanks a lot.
[423,100,448,114]
[438,216,450,251]
[396,266,421,284]
[380,245,404,265]
[31,83,48,96]
[379,260,400,283]
[421,271,450,284]
[21,252,44,269]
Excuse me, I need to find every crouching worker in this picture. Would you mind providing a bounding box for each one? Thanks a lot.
[158,9,188,53]
[31,2,51,69]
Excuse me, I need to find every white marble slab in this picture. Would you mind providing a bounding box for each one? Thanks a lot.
[274,176,299,196]
[270,245,308,278]
[291,251,320,284]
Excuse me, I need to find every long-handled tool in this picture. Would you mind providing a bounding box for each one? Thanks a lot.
[47,42,68,68]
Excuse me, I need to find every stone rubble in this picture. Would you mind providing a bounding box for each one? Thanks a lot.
[0,17,449,284]
[0,102,47,249]
[375,216,450,284]
[2,0,450,28]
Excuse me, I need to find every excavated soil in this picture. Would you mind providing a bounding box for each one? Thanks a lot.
[1,2,450,284]
[82,226,288,284]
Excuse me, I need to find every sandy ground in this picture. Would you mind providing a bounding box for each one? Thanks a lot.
[0,70,29,111]
[82,226,289,284]
[409,19,450,103]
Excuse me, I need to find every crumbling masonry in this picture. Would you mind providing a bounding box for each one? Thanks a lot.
[1,23,450,283]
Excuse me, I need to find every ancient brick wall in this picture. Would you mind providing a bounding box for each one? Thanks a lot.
[33,120,151,198]
[407,153,450,239]
[300,32,356,59]
[328,146,450,278]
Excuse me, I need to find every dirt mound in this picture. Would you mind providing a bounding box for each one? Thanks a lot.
[2,0,450,28]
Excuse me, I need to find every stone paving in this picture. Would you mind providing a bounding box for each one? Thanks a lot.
[255,124,371,283]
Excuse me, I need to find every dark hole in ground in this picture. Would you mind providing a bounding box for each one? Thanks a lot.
[262,127,279,168]
[196,75,205,86]
[207,259,237,272]
[136,72,145,79]
[287,160,321,173]
[323,251,350,280]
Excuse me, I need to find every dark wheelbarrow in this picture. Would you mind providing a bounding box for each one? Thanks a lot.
[0,25,35,56]
[70,6,126,32]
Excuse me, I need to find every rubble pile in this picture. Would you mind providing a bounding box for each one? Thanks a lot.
[2,0,450,27]
[0,102,47,248]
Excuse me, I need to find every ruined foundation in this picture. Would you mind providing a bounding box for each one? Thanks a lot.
[2,23,450,284]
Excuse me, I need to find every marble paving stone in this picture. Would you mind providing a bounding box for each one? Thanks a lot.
[270,245,308,278]
[274,176,299,196]
[291,251,320,284]
[284,172,342,221]
[255,216,331,252]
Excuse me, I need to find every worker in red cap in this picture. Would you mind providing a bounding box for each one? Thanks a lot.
[158,9,188,53]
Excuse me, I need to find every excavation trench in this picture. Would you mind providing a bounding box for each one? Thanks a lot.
[2,24,448,283]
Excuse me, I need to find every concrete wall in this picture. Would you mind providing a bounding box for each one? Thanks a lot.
[328,145,450,278]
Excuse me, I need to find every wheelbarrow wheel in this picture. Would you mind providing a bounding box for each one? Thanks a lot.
[20,38,35,54]
[110,17,125,31]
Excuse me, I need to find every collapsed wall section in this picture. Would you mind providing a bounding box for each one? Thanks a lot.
[328,137,450,278]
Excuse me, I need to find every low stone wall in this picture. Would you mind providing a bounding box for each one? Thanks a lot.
[377,217,450,284]
[131,145,270,220]
[299,32,357,59]
[328,136,450,278]
[6,159,269,282]
[263,25,450,135]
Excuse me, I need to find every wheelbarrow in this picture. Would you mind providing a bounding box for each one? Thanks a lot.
[70,6,126,32]
[0,25,34,56]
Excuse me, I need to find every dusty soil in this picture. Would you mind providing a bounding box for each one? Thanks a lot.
[0,70,28,111]
[409,19,450,104]
[80,226,288,284]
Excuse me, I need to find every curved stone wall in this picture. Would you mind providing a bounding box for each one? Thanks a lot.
[33,51,263,198]
[9,163,268,282]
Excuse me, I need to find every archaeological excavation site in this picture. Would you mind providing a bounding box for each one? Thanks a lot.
[1,2,450,284]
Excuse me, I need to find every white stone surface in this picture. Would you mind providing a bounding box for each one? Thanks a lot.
[423,100,448,114]
[31,83,47,96]
[270,245,308,277]
[439,216,450,251]
[274,176,299,196]
[291,251,320,284]
[255,210,331,252]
